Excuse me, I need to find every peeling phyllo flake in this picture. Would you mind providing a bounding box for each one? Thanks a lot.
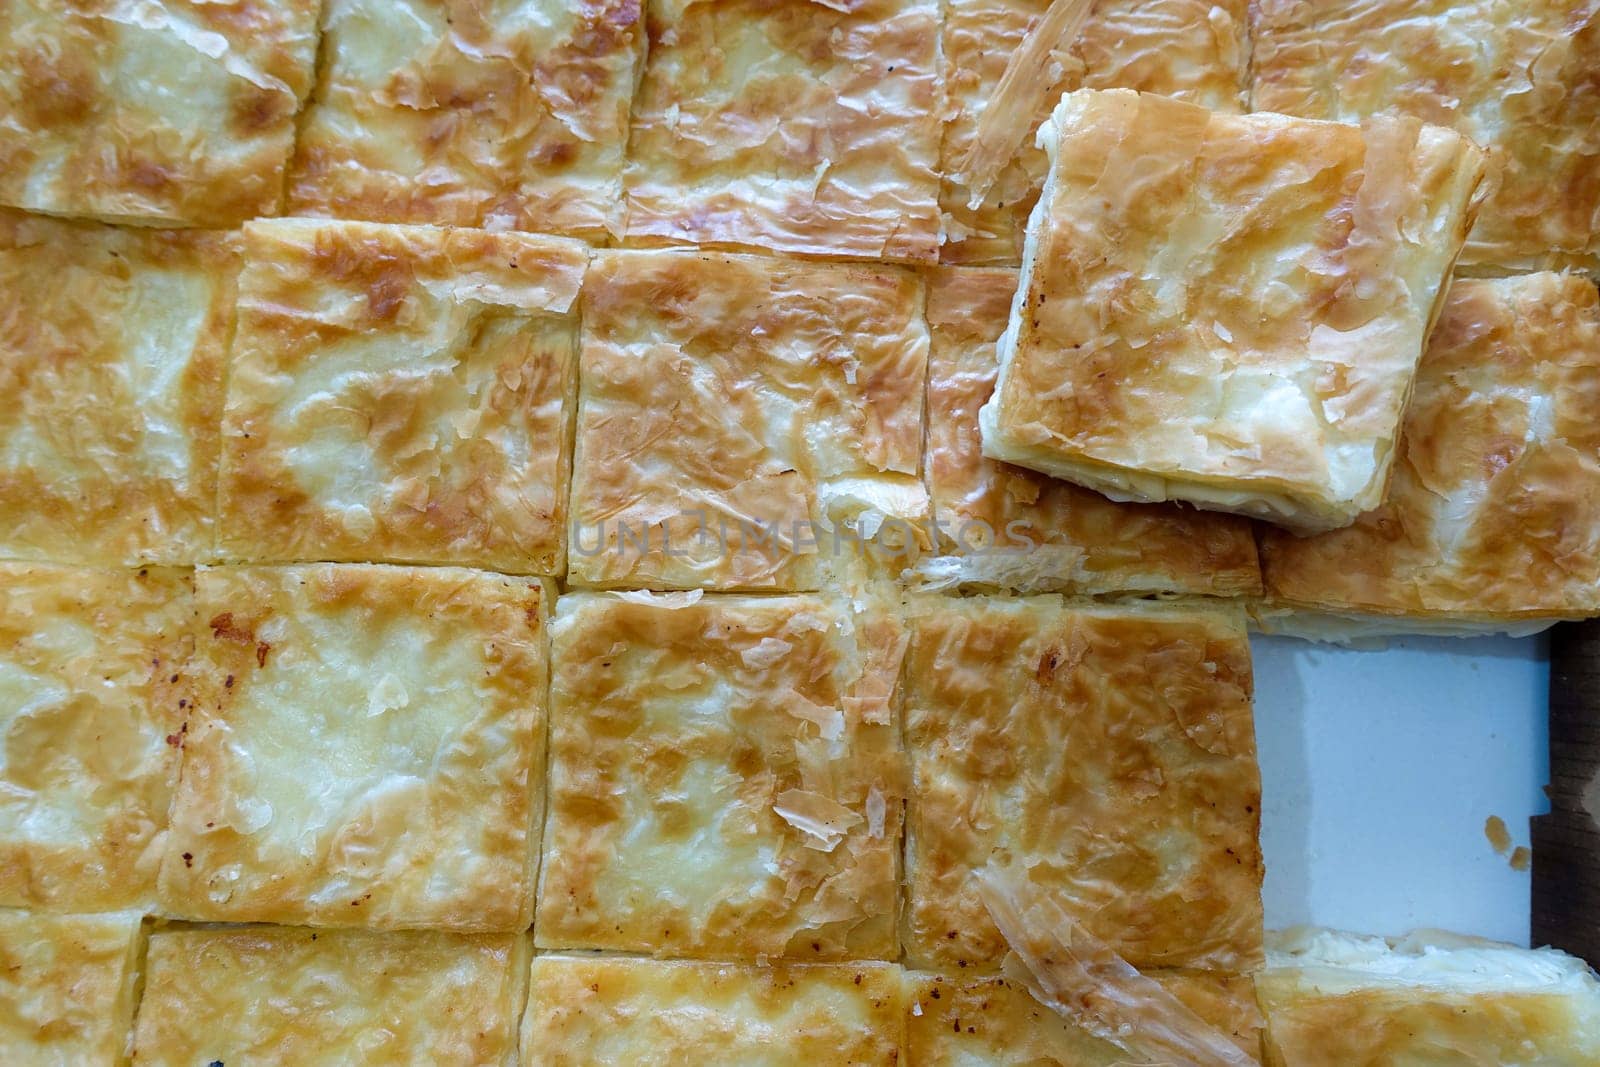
[218,218,588,575]
[288,0,644,242]
[159,564,550,932]
[902,595,1264,973]
[537,591,905,960]
[980,88,1487,532]
[0,0,321,226]
[622,0,943,263]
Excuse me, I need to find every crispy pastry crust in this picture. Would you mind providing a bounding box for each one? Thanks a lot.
[0,210,238,565]
[1257,928,1600,1066]
[918,266,1261,596]
[940,0,1248,265]
[0,0,320,225]
[288,0,644,241]
[537,591,906,960]
[622,0,943,263]
[905,969,1262,1064]
[0,565,192,913]
[980,89,1486,532]
[0,910,145,1065]
[569,250,929,591]
[901,595,1263,973]
[218,219,588,575]
[1259,274,1600,633]
[521,956,906,1066]
[132,926,528,1065]
[1250,0,1600,274]
[159,564,550,932]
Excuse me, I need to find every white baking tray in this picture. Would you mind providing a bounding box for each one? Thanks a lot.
[1254,633,1550,947]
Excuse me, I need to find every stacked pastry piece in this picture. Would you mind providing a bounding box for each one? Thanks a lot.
[0,0,1597,1064]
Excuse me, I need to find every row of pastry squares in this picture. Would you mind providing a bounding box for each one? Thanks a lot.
[6,574,1599,1063]
[1,202,1597,630]
[0,0,1595,272]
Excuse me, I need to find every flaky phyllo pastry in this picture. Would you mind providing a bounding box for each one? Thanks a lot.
[980,87,1487,532]
[1257,273,1600,639]
[0,0,1598,1063]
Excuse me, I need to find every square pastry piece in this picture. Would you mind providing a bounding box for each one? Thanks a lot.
[1258,274,1600,639]
[288,0,643,241]
[0,211,237,565]
[0,565,191,913]
[1252,0,1600,274]
[980,88,1487,533]
[903,596,1263,972]
[622,0,942,262]
[918,267,1261,596]
[523,956,905,1066]
[132,926,527,1065]
[1256,928,1600,1066]
[0,0,320,225]
[940,0,1247,265]
[538,592,905,960]
[219,219,587,575]
[569,251,929,591]
[0,910,144,1065]
[160,564,549,932]
[906,970,1262,1065]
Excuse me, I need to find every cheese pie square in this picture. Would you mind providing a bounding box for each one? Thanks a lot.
[1251,0,1600,274]
[621,0,943,263]
[522,956,906,1066]
[287,0,644,242]
[980,89,1487,532]
[1257,273,1600,639]
[1256,929,1600,1067]
[916,266,1262,596]
[902,595,1263,972]
[906,970,1262,1065]
[159,564,550,932]
[0,0,320,226]
[537,591,905,960]
[132,926,528,1065]
[0,565,191,913]
[218,219,588,575]
[0,910,144,1065]
[568,250,929,592]
[940,0,1248,266]
[0,211,238,566]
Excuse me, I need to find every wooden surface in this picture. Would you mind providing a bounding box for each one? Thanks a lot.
[1533,619,1600,963]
